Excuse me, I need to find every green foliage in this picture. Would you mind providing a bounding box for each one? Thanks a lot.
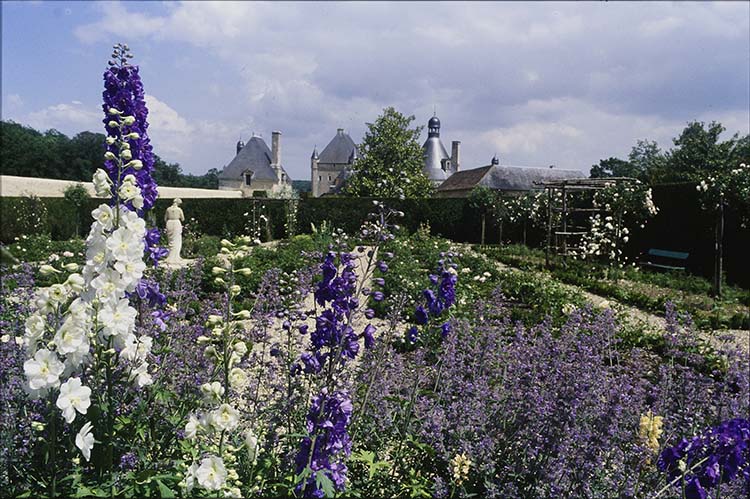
[590,121,749,185]
[467,185,496,213]
[590,157,639,179]
[63,184,91,237]
[0,120,218,188]
[343,107,434,198]
[479,244,749,329]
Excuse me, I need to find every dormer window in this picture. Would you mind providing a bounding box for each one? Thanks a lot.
[244,171,253,186]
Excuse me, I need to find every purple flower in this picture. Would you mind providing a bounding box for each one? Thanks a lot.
[440,322,452,338]
[415,306,429,325]
[658,418,750,497]
[407,326,419,343]
[362,324,376,349]
[295,390,353,497]
[102,46,157,213]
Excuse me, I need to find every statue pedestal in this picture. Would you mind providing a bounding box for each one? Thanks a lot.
[161,258,195,269]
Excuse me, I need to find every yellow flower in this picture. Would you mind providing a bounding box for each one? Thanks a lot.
[638,411,664,460]
[450,452,471,486]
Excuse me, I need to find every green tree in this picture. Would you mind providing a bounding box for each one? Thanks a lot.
[343,107,433,198]
[67,131,106,180]
[628,139,666,182]
[590,157,634,178]
[661,121,746,183]
[63,183,91,237]
[468,185,497,245]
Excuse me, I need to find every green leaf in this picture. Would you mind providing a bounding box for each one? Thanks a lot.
[156,479,175,498]
[315,471,336,498]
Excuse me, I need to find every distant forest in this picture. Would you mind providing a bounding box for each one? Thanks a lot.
[0,121,220,189]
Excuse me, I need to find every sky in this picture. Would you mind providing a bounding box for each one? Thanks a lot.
[2,1,749,180]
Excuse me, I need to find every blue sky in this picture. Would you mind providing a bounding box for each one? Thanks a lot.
[2,1,749,179]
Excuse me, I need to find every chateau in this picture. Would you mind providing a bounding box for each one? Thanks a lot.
[217,115,582,197]
[311,128,359,197]
[218,131,291,196]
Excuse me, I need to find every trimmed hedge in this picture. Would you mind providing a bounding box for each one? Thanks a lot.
[2,188,748,286]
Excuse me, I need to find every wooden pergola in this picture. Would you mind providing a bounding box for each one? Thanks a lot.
[536,177,640,267]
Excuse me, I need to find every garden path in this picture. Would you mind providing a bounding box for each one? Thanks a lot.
[462,245,749,355]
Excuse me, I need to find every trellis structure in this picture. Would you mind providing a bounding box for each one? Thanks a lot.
[537,177,640,267]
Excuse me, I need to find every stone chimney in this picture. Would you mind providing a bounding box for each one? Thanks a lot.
[271,131,281,166]
[271,131,281,181]
[451,141,461,173]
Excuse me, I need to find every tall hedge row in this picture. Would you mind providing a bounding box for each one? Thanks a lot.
[1,187,748,286]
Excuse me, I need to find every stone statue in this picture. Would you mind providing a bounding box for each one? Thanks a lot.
[165,198,185,263]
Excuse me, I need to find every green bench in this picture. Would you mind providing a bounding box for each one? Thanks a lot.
[640,248,690,271]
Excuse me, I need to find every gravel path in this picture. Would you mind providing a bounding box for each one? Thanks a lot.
[462,244,749,355]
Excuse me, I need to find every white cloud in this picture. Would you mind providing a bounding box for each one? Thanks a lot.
[74,3,166,44]
[25,101,101,133]
[63,1,749,178]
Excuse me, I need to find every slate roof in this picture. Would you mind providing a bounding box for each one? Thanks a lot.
[318,130,358,165]
[438,164,584,192]
[437,165,493,191]
[219,136,288,181]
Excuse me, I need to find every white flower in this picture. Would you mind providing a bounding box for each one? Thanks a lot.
[90,269,125,303]
[120,149,132,161]
[245,430,259,462]
[92,204,115,231]
[233,341,247,355]
[184,462,199,493]
[56,378,92,423]
[54,317,88,355]
[92,169,112,197]
[196,456,227,491]
[130,362,153,387]
[23,315,46,353]
[120,334,152,363]
[185,414,203,440]
[75,421,95,461]
[228,367,248,391]
[48,283,69,304]
[118,182,140,201]
[122,115,136,126]
[98,299,137,338]
[201,381,225,404]
[24,349,64,391]
[65,273,85,293]
[132,195,144,210]
[210,404,240,432]
[106,227,142,262]
[126,159,143,170]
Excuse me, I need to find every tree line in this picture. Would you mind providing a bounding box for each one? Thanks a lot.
[590,121,749,184]
[0,120,219,189]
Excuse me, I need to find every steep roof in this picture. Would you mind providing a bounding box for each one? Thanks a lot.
[219,136,288,181]
[438,164,583,192]
[318,129,358,165]
[437,165,493,191]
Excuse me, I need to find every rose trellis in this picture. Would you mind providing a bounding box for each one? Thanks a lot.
[539,177,658,267]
